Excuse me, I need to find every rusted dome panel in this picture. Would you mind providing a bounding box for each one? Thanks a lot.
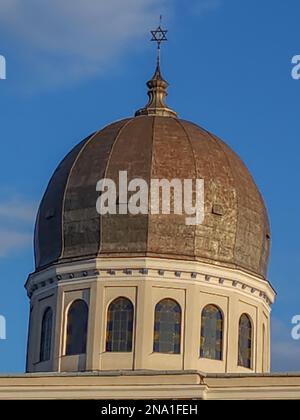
[100,117,154,256]
[180,121,238,267]
[146,117,197,259]
[61,120,131,261]
[34,136,92,269]
[213,136,270,277]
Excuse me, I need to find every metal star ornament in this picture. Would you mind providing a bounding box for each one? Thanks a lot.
[151,16,168,49]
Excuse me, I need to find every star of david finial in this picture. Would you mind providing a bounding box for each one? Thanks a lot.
[134,17,177,118]
[151,16,168,65]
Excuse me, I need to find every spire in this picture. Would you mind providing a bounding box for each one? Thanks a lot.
[135,17,177,118]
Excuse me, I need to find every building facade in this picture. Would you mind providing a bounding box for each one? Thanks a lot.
[2,38,299,400]
[25,60,275,377]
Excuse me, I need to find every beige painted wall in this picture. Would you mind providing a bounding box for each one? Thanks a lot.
[26,257,275,374]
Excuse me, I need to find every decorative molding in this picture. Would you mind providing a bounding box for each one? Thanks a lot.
[26,260,274,307]
[108,270,116,276]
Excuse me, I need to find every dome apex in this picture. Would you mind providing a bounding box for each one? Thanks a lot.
[135,18,177,118]
[135,62,177,118]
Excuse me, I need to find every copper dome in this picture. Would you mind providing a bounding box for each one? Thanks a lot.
[34,114,270,279]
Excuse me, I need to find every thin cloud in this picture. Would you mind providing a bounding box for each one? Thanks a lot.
[0,230,32,257]
[0,0,222,89]
[0,0,170,88]
[0,199,37,223]
[0,196,37,258]
[189,0,223,16]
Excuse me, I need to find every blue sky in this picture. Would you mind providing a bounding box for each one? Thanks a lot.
[0,0,299,372]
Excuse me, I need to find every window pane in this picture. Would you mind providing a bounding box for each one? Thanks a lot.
[40,308,53,362]
[106,298,134,353]
[66,300,88,356]
[238,314,252,369]
[200,305,223,361]
[153,299,181,354]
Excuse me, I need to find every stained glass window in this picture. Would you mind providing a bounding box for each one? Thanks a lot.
[106,298,134,352]
[200,305,223,360]
[153,299,181,354]
[238,314,252,369]
[66,300,88,356]
[40,307,53,362]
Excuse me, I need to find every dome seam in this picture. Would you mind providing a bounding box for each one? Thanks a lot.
[205,131,241,274]
[146,116,156,252]
[98,118,136,255]
[175,119,198,259]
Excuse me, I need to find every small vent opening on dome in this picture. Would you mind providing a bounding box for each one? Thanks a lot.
[45,208,55,220]
[212,204,224,216]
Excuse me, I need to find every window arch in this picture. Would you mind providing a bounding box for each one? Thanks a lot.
[40,307,53,362]
[106,297,134,352]
[200,305,223,361]
[238,314,253,369]
[153,299,181,354]
[66,300,89,356]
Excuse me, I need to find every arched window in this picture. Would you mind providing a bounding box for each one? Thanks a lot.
[238,314,252,369]
[200,305,223,360]
[153,299,181,354]
[66,300,89,356]
[106,298,134,352]
[40,307,53,362]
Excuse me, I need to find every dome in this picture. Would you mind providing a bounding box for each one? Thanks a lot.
[34,61,270,279]
[35,113,270,279]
